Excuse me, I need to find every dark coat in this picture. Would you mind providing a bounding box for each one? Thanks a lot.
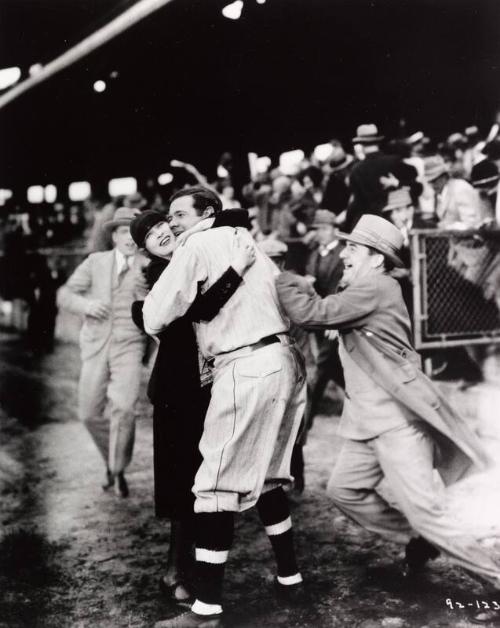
[305,243,344,298]
[276,271,491,486]
[132,210,252,517]
[346,152,421,231]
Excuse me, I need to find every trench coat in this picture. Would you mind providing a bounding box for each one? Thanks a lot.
[276,271,491,486]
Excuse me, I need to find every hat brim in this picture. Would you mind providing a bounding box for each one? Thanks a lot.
[352,135,385,144]
[103,218,133,231]
[311,221,336,228]
[471,174,500,188]
[381,202,412,213]
[425,168,448,182]
[337,230,405,268]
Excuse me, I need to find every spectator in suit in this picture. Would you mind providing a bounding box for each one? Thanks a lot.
[322,139,355,225]
[304,210,345,427]
[58,207,147,498]
[425,156,484,229]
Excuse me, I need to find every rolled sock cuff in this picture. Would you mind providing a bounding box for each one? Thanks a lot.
[192,600,223,616]
[277,573,303,586]
[265,516,292,536]
[195,548,229,564]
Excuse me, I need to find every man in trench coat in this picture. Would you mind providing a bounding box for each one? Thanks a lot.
[276,214,500,588]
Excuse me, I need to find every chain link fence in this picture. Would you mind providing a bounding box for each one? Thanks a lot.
[411,229,500,349]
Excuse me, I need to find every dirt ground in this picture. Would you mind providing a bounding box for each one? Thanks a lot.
[1,330,500,628]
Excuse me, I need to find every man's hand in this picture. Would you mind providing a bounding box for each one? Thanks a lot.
[231,232,256,275]
[175,218,214,247]
[85,300,110,320]
[303,274,316,286]
[380,172,399,189]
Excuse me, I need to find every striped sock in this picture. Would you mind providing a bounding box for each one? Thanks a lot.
[257,487,302,582]
[193,512,234,611]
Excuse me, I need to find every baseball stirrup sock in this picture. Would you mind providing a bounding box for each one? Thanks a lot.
[257,487,302,582]
[193,512,234,612]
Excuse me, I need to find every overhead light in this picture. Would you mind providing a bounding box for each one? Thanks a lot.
[314,143,334,162]
[217,165,229,178]
[279,149,305,175]
[110,70,119,79]
[256,0,266,4]
[44,184,57,203]
[108,177,137,197]
[0,67,21,90]
[69,181,91,201]
[93,80,106,93]
[29,63,43,77]
[222,1,243,20]
[27,185,44,204]
[0,189,13,205]
[157,172,173,186]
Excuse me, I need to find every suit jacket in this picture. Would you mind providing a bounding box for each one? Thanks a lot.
[57,250,148,360]
[276,271,490,485]
[437,178,483,229]
[305,242,344,297]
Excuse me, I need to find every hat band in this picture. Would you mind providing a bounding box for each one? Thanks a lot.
[351,227,400,255]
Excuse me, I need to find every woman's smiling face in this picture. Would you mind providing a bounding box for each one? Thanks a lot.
[144,221,176,259]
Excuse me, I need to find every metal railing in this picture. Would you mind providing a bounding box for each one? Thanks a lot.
[411,228,500,349]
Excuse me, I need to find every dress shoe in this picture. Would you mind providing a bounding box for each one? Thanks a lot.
[274,577,308,605]
[114,472,129,498]
[102,469,114,491]
[403,536,440,577]
[154,610,223,627]
[159,576,194,606]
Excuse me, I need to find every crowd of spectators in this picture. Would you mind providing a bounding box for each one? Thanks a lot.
[2,119,500,354]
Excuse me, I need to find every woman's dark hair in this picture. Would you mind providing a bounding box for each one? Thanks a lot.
[168,186,223,216]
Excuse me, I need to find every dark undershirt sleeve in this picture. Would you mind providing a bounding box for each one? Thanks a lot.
[188,267,242,322]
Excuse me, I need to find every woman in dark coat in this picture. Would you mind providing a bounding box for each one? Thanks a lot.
[130,209,254,604]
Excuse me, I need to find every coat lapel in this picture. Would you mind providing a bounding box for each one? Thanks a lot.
[99,250,115,298]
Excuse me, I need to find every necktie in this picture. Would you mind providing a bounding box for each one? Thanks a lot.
[118,257,131,283]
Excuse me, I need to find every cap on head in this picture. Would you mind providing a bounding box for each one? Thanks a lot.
[311,209,336,228]
[130,210,168,248]
[338,214,405,268]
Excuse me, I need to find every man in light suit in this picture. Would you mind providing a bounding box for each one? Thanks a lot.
[58,207,147,497]
[276,214,500,588]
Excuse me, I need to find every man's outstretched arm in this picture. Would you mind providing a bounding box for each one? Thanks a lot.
[276,271,378,330]
[143,243,207,335]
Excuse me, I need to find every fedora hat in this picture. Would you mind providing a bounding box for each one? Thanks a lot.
[104,207,141,232]
[338,214,405,268]
[424,155,449,182]
[382,187,413,213]
[470,160,500,190]
[352,124,384,144]
[312,209,336,228]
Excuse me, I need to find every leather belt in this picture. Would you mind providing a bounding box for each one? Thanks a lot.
[247,334,281,352]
